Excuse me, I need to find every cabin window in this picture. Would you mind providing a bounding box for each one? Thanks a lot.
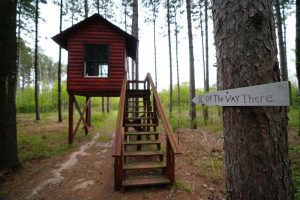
[84,44,109,78]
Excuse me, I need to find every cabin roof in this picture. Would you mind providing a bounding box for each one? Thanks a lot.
[52,14,138,60]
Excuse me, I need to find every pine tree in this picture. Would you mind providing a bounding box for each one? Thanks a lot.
[0,0,20,170]
[34,0,40,120]
[212,0,294,198]
[186,0,197,129]
[167,0,173,113]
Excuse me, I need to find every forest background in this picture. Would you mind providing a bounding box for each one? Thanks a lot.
[3,0,300,198]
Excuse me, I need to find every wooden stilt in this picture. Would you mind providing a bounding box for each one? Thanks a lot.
[68,94,74,144]
[73,96,90,136]
[85,96,91,135]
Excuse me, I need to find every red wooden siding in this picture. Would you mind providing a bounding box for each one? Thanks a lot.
[67,21,126,95]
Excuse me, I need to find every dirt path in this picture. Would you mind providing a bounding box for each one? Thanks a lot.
[1,127,225,200]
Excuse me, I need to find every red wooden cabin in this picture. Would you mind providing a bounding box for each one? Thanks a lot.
[53,14,138,97]
[52,14,138,143]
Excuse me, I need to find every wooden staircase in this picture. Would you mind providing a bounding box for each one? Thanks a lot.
[112,74,180,191]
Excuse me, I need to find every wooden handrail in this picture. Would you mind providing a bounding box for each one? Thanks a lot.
[145,73,180,154]
[112,74,127,157]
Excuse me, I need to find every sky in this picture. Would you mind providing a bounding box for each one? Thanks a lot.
[37,2,297,92]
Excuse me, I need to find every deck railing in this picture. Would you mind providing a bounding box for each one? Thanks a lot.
[145,73,180,183]
[112,73,127,190]
[112,73,180,190]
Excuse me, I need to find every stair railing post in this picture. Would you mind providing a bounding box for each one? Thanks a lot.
[114,156,123,190]
[166,139,175,184]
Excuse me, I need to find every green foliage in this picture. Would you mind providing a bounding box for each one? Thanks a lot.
[288,83,300,128]
[17,82,68,113]
[289,132,300,199]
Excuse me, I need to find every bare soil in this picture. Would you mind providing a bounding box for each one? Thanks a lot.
[0,125,225,200]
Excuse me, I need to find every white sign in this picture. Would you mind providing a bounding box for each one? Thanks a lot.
[192,81,290,107]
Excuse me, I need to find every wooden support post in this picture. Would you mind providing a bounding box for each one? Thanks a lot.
[68,94,74,144]
[114,156,123,190]
[85,96,91,135]
[73,97,90,135]
[166,139,175,184]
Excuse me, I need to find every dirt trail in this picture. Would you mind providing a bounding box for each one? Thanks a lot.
[1,128,225,200]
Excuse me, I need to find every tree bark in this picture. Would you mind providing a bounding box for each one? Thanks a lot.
[153,16,158,87]
[296,0,300,135]
[275,0,288,81]
[96,0,99,14]
[167,0,173,113]
[295,0,300,90]
[84,0,89,18]
[132,0,138,82]
[0,0,19,170]
[106,97,110,113]
[203,0,209,125]
[212,0,294,198]
[34,0,40,121]
[58,0,63,122]
[186,0,196,129]
[174,8,180,116]
[102,96,105,113]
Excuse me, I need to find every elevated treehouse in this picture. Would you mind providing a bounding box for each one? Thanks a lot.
[52,14,180,190]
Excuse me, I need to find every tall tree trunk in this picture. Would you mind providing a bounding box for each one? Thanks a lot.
[0,0,19,170]
[275,0,288,81]
[102,97,105,113]
[96,0,99,14]
[34,0,40,121]
[200,3,208,124]
[17,1,21,91]
[106,97,110,113]
[132,0,138,82]
[174,9,180,116]
[167,0,173,113]
[296,0,300,135]
[153,18,158,87]
[84,0,89,18]
[132,0,139,116]
[186,0,197,129]
[58,0,63,122]
[212,0,294,198]
[203,0,209,125]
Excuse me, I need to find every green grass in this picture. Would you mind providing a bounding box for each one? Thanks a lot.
[16,110,117,163]
[172,180,194,193]
[18,131,73,162]
[97,133,112,143]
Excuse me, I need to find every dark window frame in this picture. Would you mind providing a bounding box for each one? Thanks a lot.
[84,44,110,78]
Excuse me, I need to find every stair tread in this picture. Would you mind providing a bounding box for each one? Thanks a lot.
[123,175,170,187]
[124,132,159,135]
[127,105,152,107]
[125,124,157,127]
[126,111,153,113]
[124,150,163,156]
[124,161,166,170]
[127,117,154,119]
[124,140,160,145]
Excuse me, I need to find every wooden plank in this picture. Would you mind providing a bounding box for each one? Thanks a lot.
[123,175,170,187]
[124,132,159,136]
[123,150,163,157]
[123,161,166,170]
[123,141,160,145]
[192,81,291,106]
